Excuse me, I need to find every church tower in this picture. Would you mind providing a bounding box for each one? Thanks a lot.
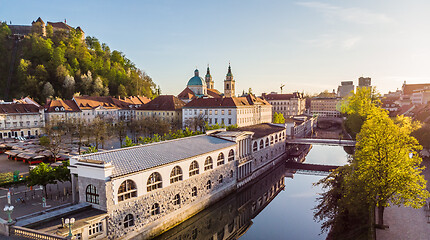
[205,65,214,89]
[224,64,235,97]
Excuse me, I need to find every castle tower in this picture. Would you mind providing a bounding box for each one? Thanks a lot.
[205,65,214,89]
[224,64,235,97]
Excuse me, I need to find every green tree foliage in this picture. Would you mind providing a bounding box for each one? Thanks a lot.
[273,112,285,124]
[54,160,71,182]
[0,26,157,102]
[82,146,98,154]
[350,109,429,226]
[315,89,429,239]
[27,163,56,198]
[340,87,381,138]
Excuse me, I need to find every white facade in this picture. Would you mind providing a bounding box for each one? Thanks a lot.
[0,106,44,139]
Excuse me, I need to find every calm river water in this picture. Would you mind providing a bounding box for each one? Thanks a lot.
[152,145,350,240]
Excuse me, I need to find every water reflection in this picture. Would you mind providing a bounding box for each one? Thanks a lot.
[151,162,290,240]
[150,145,349,240]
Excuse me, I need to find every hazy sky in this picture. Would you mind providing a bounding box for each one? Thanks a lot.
[2,0,430,96]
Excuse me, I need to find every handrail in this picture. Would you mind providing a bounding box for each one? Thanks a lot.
[10,225,67,240]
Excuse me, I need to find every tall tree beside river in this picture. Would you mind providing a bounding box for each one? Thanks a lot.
[316,89,429,240]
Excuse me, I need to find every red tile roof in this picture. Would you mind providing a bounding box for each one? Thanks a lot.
[137,95,185,111]
[178,87,196,100]
[0,104,40,114]
[184,95,270,108]
[402,84,430,95]
[44,99,81,112]
[73,96,130,110]
[47,22,73,31]
[263,93,301,101]
[207,88,222,98]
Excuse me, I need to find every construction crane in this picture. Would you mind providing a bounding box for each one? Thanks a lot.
[280,84,285,94]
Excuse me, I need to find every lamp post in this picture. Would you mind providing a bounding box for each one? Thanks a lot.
[3,205,14,223]
[64,218,75,237]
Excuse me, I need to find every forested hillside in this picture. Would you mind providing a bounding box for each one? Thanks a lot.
[0,22,157,103]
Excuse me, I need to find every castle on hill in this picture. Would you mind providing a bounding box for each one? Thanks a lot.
[8,17,84,39]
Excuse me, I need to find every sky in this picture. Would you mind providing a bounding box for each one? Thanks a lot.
[2,0,430,96]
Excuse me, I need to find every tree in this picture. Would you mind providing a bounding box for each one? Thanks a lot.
[40,121,64,160]
[42,82,55,100]
[114,120,128,146]
[340,87,381,138]
[273,112,285,124]
[27,163,55,198]
[349,109,429,229]
[118,84,127,97]
[54,160,71,182]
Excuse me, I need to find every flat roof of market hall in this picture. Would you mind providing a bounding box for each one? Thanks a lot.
[75,134,236,178]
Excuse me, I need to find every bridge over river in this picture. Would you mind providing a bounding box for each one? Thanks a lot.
[285,161,340,176]
[287,138,356,146]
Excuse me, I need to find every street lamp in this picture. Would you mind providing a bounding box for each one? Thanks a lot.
[64,218,75,237]
[3,205,14,223]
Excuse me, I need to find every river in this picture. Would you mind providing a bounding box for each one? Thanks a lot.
[151,145,350,240]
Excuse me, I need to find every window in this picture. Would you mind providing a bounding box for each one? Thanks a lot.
[228,149,234,162]
[215,110,218,115]
[189,161,199,177]
[215,118,218,124]
[253,142,257,152]
[270,136,274,144]
[230,170,234,177]
[118,180,137,202]
[151,203,160,215]
[222,110,225,115]
[218,175,223,184]
[170,166,183,183]
[86,184,99,204]
[275,134,278,143]
[191,186,197,197]
[173,193,180,205]
[228,118,232,124]
[206,180,212,190]
[89,222,103,236]
[217,153,225,166]
[147,172,162,192]
[74,233,82,239]
[204,156,213,170]
[260,139,264,149]
[228,110,232,115]
[124,214,134,228]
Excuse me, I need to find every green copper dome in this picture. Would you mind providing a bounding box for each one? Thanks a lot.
[187,69,206,86]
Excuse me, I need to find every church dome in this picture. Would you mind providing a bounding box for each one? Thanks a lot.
[187,69,206,86]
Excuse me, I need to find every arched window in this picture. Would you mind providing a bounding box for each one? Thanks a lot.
[270,136,274,144]
[275,134,278,143]
[86,184,99,204]
[204,156,213,171]
[260,139,264,149]
[189,161,199,177]
[191,186,198,197]
[265,138,269,147]
[230,170,234,178]
[170,166,183,184]
[217,153,225,166]
[151,203,160,215]
[228,149,234,162]
[118,180,137,202]
[147,172,162,192]
[124,214,134,228]
[218,175,223,184]
[173,193,180,205]
[253,142,258,152]
[206,180,212,190]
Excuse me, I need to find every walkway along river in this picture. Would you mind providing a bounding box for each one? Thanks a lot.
[147,145,351,240]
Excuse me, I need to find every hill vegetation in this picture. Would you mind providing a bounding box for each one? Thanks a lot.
[0,22,157,103]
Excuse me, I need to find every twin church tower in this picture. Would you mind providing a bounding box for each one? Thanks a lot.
[179,64,235,102]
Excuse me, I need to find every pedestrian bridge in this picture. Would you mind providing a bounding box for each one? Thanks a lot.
[286,138,356,146]
[285,161,340,176]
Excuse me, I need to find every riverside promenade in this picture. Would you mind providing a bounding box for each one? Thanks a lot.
[376,157,430,240]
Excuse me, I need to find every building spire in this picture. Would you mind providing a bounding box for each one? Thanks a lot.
[205,64,213,89]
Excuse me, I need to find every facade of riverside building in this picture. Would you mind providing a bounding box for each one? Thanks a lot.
[68,123,286,239]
